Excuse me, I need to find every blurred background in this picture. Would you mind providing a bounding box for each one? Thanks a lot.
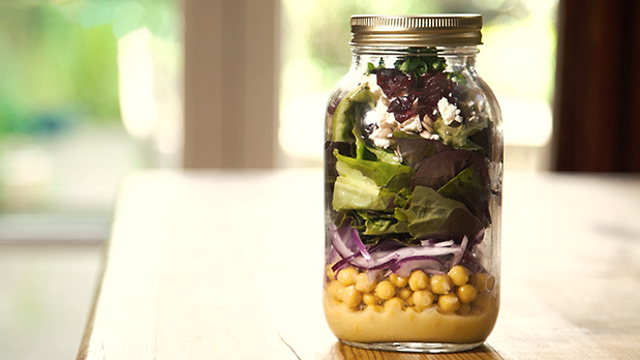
[0,0,624,359]
[0,0,556,237]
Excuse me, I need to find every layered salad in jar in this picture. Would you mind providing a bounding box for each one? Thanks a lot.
[323,52,500,346]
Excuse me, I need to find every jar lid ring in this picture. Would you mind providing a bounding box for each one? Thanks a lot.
[350,14,483,47]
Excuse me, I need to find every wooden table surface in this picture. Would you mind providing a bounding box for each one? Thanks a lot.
[76,169,640,360]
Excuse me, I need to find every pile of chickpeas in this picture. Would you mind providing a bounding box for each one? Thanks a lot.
[326,264,495,315]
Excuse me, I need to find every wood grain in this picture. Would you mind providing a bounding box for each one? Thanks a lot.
[327,343,504,359]
[77,170,640,359]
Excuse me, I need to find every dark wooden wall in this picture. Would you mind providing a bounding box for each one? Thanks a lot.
[552,0,640,172]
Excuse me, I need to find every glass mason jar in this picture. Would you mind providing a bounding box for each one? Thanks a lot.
[323,15,503,353]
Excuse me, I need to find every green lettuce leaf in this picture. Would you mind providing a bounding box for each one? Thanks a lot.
[433,116,489,150]
[437,163,490,226]
[334,150,412,190]
[411,149,480,190]
[395,186,484,240]
[394,134,449,170]
[331,160,396,211]
[330,83,401,165]
[331,83,374,143]
[358,211,409,236]
[330,148,414,211]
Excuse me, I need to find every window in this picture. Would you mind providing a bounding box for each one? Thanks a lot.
[0,1,182,241]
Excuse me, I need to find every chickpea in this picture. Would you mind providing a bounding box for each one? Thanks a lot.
[341,285,363,308]
[362,293,381,306]
[448,265,469,286]
[408,270,429,291]
[430,274,453,294]
[374,280,396,300]
[384,297,405,312]
[469,272,489,292]
[337,267,358,286]
[397,287,413,301]
[389,273,409,288]
[405,294,415,307]
[412,290,435,311]
[487,276,496,291]
[327,281,345,301]
[355,272,377,293]
[366,304,383,313]
[438,293,461,313]
[456,284,477,304]
[326,265,335,279]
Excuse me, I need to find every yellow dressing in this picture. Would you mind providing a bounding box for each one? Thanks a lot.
[323,293,499,343]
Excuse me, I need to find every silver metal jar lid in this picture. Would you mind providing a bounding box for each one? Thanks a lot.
[350,14,483,47]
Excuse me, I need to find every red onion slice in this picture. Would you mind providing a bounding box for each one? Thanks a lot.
[451,235,468,266]
[346,241,461,270]
[350,227,371,261]
[328,223,357,260]
[390,256,447,277]
[329,223,478,276]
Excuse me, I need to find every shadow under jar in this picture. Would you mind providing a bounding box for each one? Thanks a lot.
[323,14,503,353]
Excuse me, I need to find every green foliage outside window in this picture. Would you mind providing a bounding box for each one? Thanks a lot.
[0,0,177,138]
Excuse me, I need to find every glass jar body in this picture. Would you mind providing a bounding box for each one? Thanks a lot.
[323,46,503,353]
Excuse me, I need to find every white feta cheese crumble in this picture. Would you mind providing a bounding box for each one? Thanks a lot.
[366,107,400,149]
[367,101,397,126]
[365,95,401,149]
[437,97,463,126]
[370,127,394,148]
[363,110,378,129]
